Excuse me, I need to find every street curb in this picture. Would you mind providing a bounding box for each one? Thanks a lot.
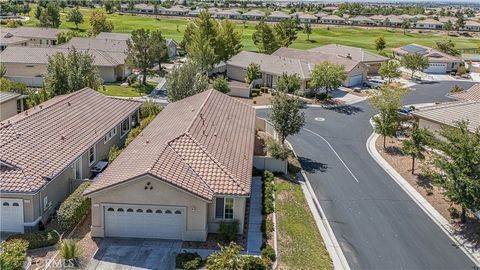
[286,141,351,270]
[365,126,480,266]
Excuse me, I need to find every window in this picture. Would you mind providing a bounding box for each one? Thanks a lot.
[136,209,143,213]
[107,207,114,212]
[155,210,162,214]
[3,202,9,206]
[43,196,50,211]
[12,203,19,206]
[215,197,234,220]
[104,127,117,143]
[127,208,133,212]
[117,208,124,212]
[73,158,82,179]
[165,210,172,214]
[120,117,130,138]
[146,209,153,213]
[88,146,96,166]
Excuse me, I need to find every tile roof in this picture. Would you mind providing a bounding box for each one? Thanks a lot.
[392,43,461,62]
[0,32,29,46]
[0,88,141,193]
[268,11,291,18]
[308,44,389,63]
[418,18,443,25]
[84,90,256,200]
[96,32,130,41]
[448,84,480,102]
[243,10,265,16]
[0,27,65,40]
[412,101,480,133]
[0,92,22,104]
[58,37,128,53]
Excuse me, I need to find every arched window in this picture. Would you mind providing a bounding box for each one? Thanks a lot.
[136,209,143,213]
[165,210,172,214]
[3,202,9,206]
[174,210,181,214]
[117,208,124,212]
[146,209,153,213]
[155,210,162,214]
[107,207,114,212]
[127,208,134,212]
[12,203,19,206]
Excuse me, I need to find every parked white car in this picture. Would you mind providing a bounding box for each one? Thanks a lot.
[363,79,386,88]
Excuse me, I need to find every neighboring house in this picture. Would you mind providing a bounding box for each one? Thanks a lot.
[416,18,443,29]
[295,13,318,23]
[162,6,190,16]
[386,16,405,27]
[308,44,389,74]
[447,84,480,102]
[84,89,256,241]
[242,10,265,21]
[215,9,241,20]
[412,100,480,135]
[319,15,346,24]
[315,12,328,20]
[188,9,204,17]
[267,11,291,22]
[133,3,155,14]
[370,15,387,25]
[462,20,480,32]
[0,88,141,233]
[392,44,462,74]
[349,16,375,26]
[0,92,27,121]
[166,39,178,60]
[0,27,65,51]
[438,16,458,23]
[227,49,367,91]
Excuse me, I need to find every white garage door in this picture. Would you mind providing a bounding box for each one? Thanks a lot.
[424,63,447,74]
[104,205,186,240]
[348,74,364,87]
[1,198,24,233]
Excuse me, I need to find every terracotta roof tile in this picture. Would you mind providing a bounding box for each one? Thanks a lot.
[448,84,480,102]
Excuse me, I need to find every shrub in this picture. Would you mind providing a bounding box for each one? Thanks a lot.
[0,239,28,270]
[264,137,291,161]
[448,206,459,219]
[139,100,162,119]
[316,92,332,100]
[7,230,60,250]
[127,74,137,85]
[261,219,274,238]
[287,155,301,174]
[456,66,467,75]
[449,85,464,93]
[261,244,276,262]
[242,256,267,270]
[176,252,203,269]
[108,145,122,163]
[206,242,243,270]
[59,239,82,267]
[213,76,230,94]
[262,171,275,215]
[218,219,239,243]
[57,182,91,231]
[125,115,156,146]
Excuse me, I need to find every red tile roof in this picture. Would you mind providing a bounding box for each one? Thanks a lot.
[84,90,256,200]
[0,88,141,193]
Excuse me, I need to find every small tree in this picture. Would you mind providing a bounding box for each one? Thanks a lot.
[126,29,155,85]
[6,19,19,28]
[455,16,465,30]
[0,64,6,78]
[378,60,401,83]
[268,92,305,144]
[400,53,429,79]
[402,121,432,174]
[274,18,298,47]
[428,121,480,223]
[245,63,262,86]
[67,7,84,30]
[310,61,347,96]
[213,76,230,93]
[443,20,453,35]
[89,10,114,36]
[252,21,280,54]
[150,30,168,71]
[206,242,244,270]
[435,40,459,56]
[39,2,61,28]
[275,73,301,94]
[167,61,208,102]
[401,21,410,34]
[303,23,312,41]
[375,36,386,52]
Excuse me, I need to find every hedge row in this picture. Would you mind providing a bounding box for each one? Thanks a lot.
[7,230,60,250]
[262,171,275,215]
[57,182,91,231]
[0,239,28,270]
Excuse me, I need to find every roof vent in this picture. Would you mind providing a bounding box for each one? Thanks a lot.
[146,140,150,144]
[67,102,71,106]
[61,135,65,140]
[346,53,352,59]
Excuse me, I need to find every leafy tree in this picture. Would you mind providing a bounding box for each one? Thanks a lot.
[245,63,262,86]
[379,60,401,82]
[435,40,459,56]
[150,30,168,70]
[368,84,409,148]
[428,121,480,223]
[375,36,386,52]
[383,18,391,30]
[67,7,84,30]
[400,53,429,79]
[215,19,243,62]
[443,20,453,35]
[310,61,347,95]
[252,21,280,54]
[275,73,301,94]
[39,2,61,28]
[59,0,67,11]
[45,48,102,96]
[126,29,156,85]
[402,121,432,174]
[268,92,305,144]
[274,18,298,48]
[401,21,410,34]
[303,23,312,41]
[187,32,216,73]
[206,242,244,270]
[22,3,31,15]
[35,5,42,20]
[167,61,208,102]
[56,30,88,44]
[0,64,6,78]
[104,0,114,13]
[89,10,114,36]
[213,76,230,93]
[5,19,18,28]
[127,0,135,13]
[455,16,465,30]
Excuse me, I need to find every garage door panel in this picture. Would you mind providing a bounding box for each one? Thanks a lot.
[424,63,447,74]
[104,205,185,240]
[1,198,24,233]
[348,74,363,87]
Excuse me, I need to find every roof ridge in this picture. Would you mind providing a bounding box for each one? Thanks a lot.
[185,89,214,133]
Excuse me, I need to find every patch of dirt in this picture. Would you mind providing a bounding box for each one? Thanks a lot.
[182,233,247,250]
[255,132,267,156]
[376,136,480,249]
[233,92,274,106]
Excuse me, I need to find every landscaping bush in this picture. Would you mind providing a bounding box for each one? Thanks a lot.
[242,256,267,270]
[261,244,276,262]
[139,100,162,119]
[316,93,332,100]
[175,252,203,269]
[264,137,291,161]
[126,74,137,85]
[448,206,459,219]
[57,182,91,231]
[59,239,82,267]
[213,76,230,94]
[218,219,239,243]
[7,230,60,250]
[287,155,301,174]
[0,239,28,270]
[261,219,274,238]
[108,145,122,163]
[262,171,275,215]
[206,242,243,270]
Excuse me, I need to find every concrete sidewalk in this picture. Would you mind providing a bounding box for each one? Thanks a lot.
[246,176,263,255]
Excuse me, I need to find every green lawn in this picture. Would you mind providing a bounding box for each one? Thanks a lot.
[100,81,156,97]
[275,177,333,270]
[25,6,480,52]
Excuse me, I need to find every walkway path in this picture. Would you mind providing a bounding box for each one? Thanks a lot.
[246,176,263,255]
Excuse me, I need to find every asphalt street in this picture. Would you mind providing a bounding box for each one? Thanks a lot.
[257,81,477,269]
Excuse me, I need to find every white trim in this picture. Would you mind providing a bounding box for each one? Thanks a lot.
[88,145,96,166]
[120,116,131,138]
[24,216,42,227]
[214,197,235,220]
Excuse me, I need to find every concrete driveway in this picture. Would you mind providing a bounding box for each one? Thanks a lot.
[87,238,181,270]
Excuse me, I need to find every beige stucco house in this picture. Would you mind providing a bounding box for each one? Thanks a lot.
[0,92,27,121]
[392,44,462,74]
[84,90,256,241]
[0,27,65,51]
[0,88,141,233]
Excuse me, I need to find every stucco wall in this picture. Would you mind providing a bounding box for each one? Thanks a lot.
[4,63,46,77]
[89,175,209,241]
[0,99,18,121]
[226,65,246,82]
[207,197,246,234]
